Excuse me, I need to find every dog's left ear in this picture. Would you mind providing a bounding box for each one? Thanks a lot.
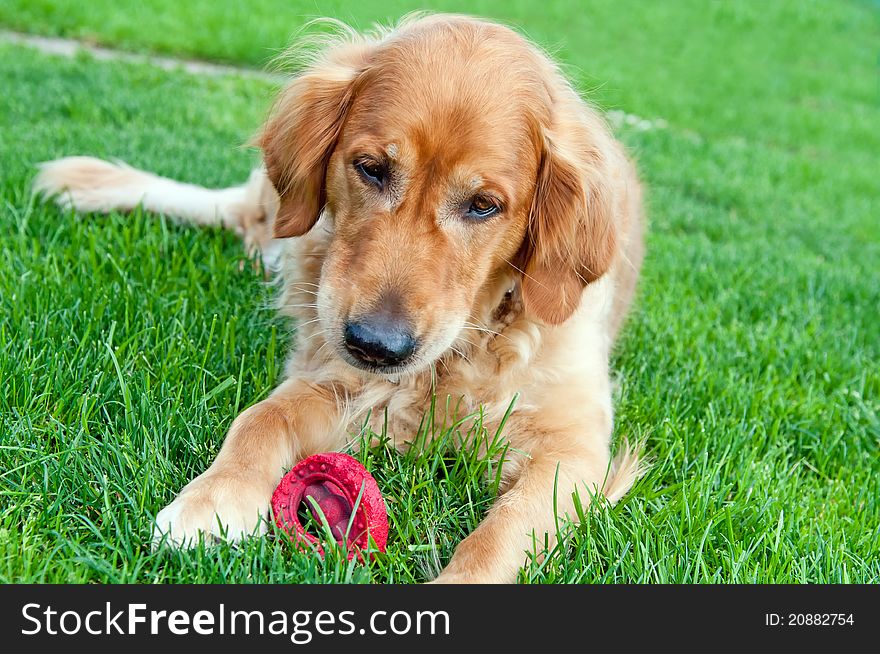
[521,109,619,325]
[258,40,372,238]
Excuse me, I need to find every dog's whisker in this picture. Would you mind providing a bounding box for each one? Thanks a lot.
[503,258,550,292]
[460,323,514,344]
[467,316,503,331]
[296,327,332,345]
[448,345,472,364]
[437,357,452,376]
[313,341,332,360]
[295,317,323,328]
[461,323,505,338]
[461,323,500,335]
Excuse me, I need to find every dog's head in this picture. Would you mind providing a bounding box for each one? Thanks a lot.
[260,15,618,376]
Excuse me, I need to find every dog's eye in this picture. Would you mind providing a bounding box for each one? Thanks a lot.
[354,159,386,188]
[465,195,500,220]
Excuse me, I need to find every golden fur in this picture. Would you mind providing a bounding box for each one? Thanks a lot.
[35,14,646,583]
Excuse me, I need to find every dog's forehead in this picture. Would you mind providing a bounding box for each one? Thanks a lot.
[339,24,549,180]
[354,28,544,124]
[346,76,538,171]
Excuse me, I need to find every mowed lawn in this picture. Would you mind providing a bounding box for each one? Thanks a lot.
[1,0,878,583]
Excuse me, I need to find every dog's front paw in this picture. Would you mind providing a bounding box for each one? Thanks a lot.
[152,472,271,548]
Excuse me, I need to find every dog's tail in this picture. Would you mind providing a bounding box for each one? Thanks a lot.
[602,438,649,504]
[34,156,278,255]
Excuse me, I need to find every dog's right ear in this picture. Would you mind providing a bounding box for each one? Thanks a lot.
[259,40,372,238]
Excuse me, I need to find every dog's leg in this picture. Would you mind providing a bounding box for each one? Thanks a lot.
[153,377,343,547]
[432,410,642,583]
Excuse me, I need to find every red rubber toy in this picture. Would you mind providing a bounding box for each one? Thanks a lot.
[271,452,388,559]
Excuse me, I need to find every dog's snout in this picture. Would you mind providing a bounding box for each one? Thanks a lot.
[343,314,416,368]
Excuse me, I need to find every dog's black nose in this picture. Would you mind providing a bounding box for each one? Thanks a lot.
[343,316,416,368]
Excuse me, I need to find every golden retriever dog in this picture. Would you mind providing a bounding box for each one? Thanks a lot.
[35,13,646,583]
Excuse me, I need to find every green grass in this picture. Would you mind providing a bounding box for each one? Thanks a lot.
[1,0,878,583]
